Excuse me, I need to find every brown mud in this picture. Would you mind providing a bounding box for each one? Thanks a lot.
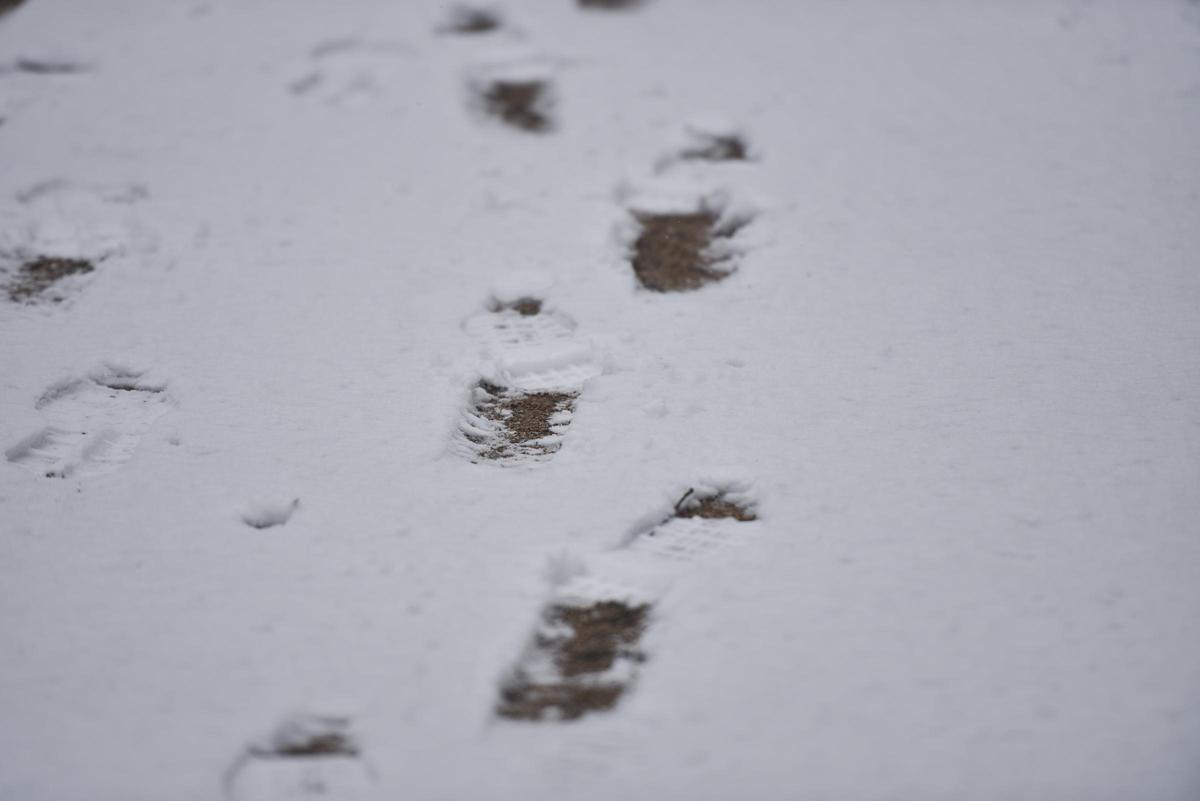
[630,209,747,292]
[497,600,650,721]
[5,256,95,303]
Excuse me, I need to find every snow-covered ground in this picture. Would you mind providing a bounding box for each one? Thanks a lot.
[2,1,1199,799]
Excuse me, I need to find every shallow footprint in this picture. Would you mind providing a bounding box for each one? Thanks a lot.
[289,38,414,108]
[5,366,170,478]
[224,713,374,801]
[463,300,596,391]
[625,484,759,562]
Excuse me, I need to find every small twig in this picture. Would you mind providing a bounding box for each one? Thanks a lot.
[673,488,695,514]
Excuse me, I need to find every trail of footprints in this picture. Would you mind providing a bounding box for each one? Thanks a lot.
[6,1,770,794]
[225,4,769,793]
[467,3,769,734]
[2,180,169,479]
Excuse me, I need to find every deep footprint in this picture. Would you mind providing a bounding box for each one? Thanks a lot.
[497,600,650,721]
[458,293,597,463]
[460,380,577,463]
[630,208,749,292]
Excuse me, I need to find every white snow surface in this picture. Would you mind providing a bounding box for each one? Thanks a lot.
[2,0,1199,799]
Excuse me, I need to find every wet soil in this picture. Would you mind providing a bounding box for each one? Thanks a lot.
[466,381,577,461]
[5,256,94,303]
[673,487,757,521]
[497,600,650,721]
[681,496,753,522]
[630,210,745,292]
[480,79,552,133]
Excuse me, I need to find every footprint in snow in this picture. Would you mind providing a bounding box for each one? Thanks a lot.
[289,38,415,108]
[5,367,171,478]
[0,44,91,125]
[223,712,374,801]
[624,482,759,562]
[495,481,759,722]
[468,58,558,133]
[654,121,758,173]
[456,276,599,466]
[614,186,756,293]
[1,180,154,306]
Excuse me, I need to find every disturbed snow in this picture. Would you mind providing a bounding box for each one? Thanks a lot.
[1,1,1200,800]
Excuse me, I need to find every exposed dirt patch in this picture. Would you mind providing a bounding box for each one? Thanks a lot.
[681,132,749,162]
[441,5,502,34]
[497,600,650,721]
[479,79,553,133]
[264,732,357,758]
[489,296,543,316]
[464,381,577,461]
[5,256,94,303]
[247,714,359,760]
[674,487,757,521]
[481,382,574,446]
[630,209,747,292]
[224,713,367,800]
[551,602,649,678]
[497,681,625,721]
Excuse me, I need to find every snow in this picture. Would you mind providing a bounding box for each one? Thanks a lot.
[242,498,300,530]
[1,0,1199,799]
[487,267,555,306]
